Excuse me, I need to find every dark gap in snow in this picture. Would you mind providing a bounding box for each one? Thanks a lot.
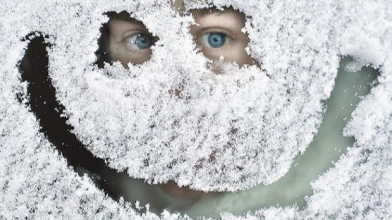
[18,33,129,203]
[95,18,110,69]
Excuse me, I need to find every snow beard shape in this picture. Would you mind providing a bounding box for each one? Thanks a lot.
[19,1,340,192]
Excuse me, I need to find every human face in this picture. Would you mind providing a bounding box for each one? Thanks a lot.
[106,8,258,72]
[153,8,259,199]
[190,8,259,73]
[106,18,157,67]
[103,9,258,199]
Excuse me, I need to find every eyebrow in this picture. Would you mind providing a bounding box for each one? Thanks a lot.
[190,8,224,20]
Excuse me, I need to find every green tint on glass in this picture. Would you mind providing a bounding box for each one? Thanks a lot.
[185,57,379,218]
[106,57,379,219]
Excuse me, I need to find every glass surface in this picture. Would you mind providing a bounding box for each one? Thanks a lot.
[104,57,379,218]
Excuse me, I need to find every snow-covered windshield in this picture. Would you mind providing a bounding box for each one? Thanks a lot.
[1,0,391,219]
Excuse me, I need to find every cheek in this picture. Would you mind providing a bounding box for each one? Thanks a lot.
[109,40,129,67]
[129,50,152,65]
[108,40,152,67]
[221,44,254,67]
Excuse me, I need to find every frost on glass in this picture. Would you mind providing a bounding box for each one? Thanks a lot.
[1,0,391,219]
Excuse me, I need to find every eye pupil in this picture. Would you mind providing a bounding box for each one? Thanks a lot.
[135,34,152,49]
[208,33,226,48]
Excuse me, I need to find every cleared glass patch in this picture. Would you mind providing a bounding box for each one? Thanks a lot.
[1,0,392,219]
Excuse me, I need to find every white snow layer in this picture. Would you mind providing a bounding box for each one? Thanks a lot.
[1,0,391,219]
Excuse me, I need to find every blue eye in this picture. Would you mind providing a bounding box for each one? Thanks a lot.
[126,33,153,50]
[201,32,227,48]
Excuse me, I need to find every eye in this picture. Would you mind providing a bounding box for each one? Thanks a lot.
[125,33,154,50]
[200,32,227,48]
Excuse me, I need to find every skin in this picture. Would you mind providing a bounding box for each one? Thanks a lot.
[190,8,259,72]
[105,8,258,199]
[106,8,258,72]
[107,18,156,66]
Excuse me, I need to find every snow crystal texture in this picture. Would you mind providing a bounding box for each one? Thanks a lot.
[1,0,391,219]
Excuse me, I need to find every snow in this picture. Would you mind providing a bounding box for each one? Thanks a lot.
[1,0,392,219]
